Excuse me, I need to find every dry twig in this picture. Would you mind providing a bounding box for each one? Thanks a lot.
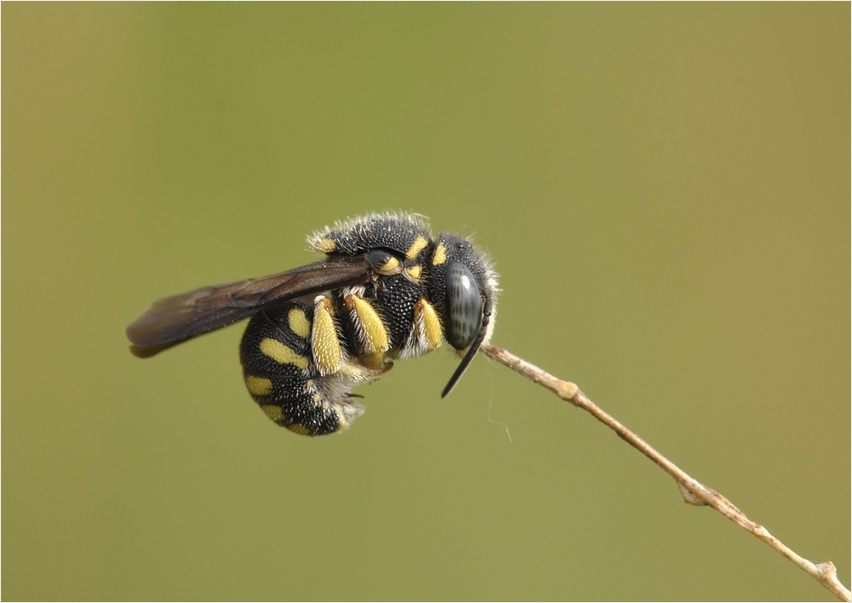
[481,343,850,601]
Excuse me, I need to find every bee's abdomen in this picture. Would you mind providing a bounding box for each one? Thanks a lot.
[239,301,364,436]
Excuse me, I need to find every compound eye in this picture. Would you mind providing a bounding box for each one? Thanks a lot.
[445,261,482,350]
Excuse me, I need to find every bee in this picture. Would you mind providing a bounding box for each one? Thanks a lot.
[126,213,498,436]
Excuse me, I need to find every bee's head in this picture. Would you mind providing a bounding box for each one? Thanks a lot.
[428,233,498,397]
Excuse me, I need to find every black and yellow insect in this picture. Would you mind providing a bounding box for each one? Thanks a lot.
[126,213,498,436]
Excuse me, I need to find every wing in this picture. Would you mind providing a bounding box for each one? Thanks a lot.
[126,256,373,357]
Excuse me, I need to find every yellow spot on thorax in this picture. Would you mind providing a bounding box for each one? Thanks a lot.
[288,307,311,338]
[376,256,400,274]
[406,235,429,259]
[259,338,309,369]
[245,375,273,396]
[405,264,422,280]
[313,237,336,253]
[432,243,447,265]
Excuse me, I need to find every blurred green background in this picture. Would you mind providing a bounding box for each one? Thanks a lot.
[4,4,848,601]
